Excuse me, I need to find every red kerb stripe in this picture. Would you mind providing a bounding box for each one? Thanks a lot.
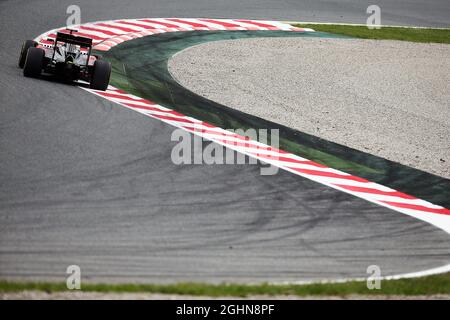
[382,201,450,215]
[335,184,417,200]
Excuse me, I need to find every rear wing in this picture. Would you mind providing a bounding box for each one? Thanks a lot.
[55,31,92,48]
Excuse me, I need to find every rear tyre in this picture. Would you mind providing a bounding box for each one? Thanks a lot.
[23,47,45,78]
[90,60,111,91]
[18,40,37,68]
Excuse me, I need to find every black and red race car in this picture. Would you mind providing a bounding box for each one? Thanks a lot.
[18,29,111,91]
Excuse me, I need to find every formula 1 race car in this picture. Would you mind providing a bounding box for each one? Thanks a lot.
[18,29,111,91]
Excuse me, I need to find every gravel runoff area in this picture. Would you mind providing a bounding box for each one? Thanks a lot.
[169,38,450,179]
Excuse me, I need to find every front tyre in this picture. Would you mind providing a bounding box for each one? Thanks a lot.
[23,47,45,78]
[90,60,111,91]
[18,40,37,69]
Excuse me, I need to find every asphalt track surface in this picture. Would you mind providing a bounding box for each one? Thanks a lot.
[0,1,449,283]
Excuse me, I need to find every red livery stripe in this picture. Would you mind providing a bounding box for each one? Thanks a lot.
[235,19,280,29]
[151,114,196,124]
[80,26,119,36]
[166,18,211,28]
[116,20,159,29]
[139,19,182,28]
[199,19,242,28]
[94,91,152,103]
[95,23,137,33]
[122,103,184,116]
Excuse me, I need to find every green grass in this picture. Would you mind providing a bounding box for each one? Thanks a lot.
[294,24,450,44]
[1,272,450,297]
